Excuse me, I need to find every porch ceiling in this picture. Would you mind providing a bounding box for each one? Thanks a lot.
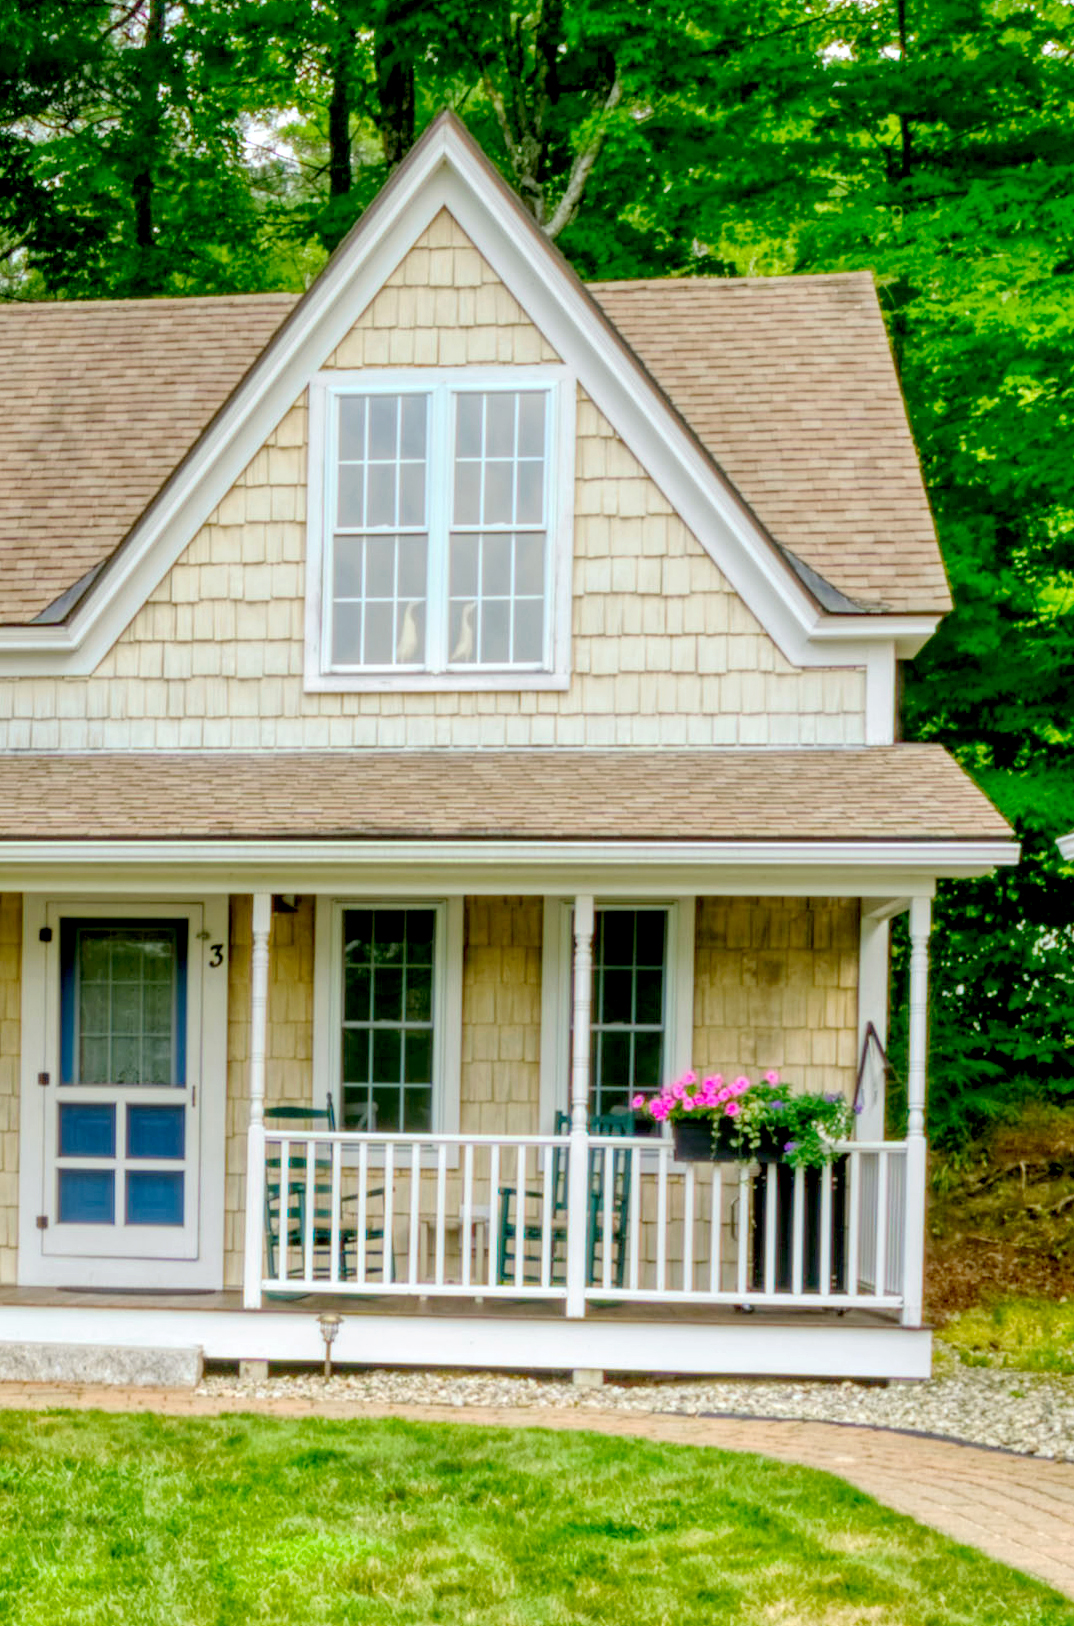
[0,746,1009,843]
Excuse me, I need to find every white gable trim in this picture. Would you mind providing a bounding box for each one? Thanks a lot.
[0,115,939,679]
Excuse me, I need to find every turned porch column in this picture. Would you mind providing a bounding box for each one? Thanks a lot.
[565,895,594,1319]
[901,895,931,1327]
[242,892,272,1309]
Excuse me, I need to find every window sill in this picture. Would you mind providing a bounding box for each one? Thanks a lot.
[303,668,572,695]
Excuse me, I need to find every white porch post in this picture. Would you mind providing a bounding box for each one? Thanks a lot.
[901,895,931,1327]
[242,892,272,1310]
[566,895,594,1319]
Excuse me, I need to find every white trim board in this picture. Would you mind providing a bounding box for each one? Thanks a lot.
[0,1303,933,1379]
[0,113,938,687]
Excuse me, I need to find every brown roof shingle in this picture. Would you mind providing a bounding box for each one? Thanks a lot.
[592,275,949,614]
[0,267,948,627]
[0,293,296,624]
[0,747,1009,842]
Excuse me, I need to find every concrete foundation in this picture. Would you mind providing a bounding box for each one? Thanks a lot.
[0,1341,203,1388]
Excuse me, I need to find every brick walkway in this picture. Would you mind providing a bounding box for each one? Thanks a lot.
[1,1384,1072,1601]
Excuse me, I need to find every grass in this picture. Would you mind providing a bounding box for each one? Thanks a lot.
[0,1413,1071,1624]
[939,1296,1074,1373]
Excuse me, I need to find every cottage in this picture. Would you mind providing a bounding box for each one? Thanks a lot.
[0,114,1016,1381]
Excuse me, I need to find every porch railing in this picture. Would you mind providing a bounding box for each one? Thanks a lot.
[253,1129,911,1316]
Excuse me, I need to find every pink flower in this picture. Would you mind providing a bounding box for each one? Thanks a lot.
[681,1096,695,1112]
[631,1094,646,1110]
[671,1079,686,1101]
[650,1099,670,1121]
[764,1070,780,1085]
[734,1076,751,1091]
[702,1076,719,1090]
[716,1086,731,1103]
[724,1101,741,1117]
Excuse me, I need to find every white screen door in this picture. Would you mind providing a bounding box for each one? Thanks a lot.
[39,904,203,1264]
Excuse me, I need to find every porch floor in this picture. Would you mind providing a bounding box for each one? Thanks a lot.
[0,1284,903,1330]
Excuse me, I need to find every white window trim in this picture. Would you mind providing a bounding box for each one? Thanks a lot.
[305,365,576,692]
[313,896,463,1137]
[538,897,695,1134]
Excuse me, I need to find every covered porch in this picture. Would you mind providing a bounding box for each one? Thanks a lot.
[0,748,1018,1380]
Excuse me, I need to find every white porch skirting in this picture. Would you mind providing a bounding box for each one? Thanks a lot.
[0,1301,931,1381]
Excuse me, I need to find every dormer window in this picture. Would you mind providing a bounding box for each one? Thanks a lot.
[306,368,573,690]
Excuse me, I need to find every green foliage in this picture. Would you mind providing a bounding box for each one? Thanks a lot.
[0,1411,1070,1623]
[940,1297,1074,1374]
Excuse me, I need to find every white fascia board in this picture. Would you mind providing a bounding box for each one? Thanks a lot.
[0,119,932,676]
[0,837,1021,879]
[1057,832,1074,862]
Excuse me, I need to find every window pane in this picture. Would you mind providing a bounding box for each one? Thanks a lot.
[482,534,511,597]
[601,969,633,1026]
[332,602,363,665]
[342,1028,370,1084]
[371,1087,401,1132]
[513,597,544,664]
[333,537,363,599]
[58,1168,114,1225]
[372,1029,402,1084]
[394,599,424,666]
[74,927,178,1088]
[635,911,667,966]
[399,462,426,528]
[363,603,393,665]
[59,1104,115,1159]
[339,395,366,461]
[480,599,510,665]
[600,912,635,967]
[126,1170,184,1227]
[455,393,483,457]
[598,1031,630,1090]
[406,912,435,962]
[373,966,403,1023]
[337,464,364,527]
[450,533,479,597]
[366,462,396,528]
[635,967,664,1026]
[342,1085,373,1130]
[483,461,513,524]
[515,533,545,596]
[516,459,544,524]
[454,460,481,526]
[486,395,515,459]
[400,394,426,458]
[397,536,427,599]
[369,395,398,459]
[517,392,546,457]
[404,1028,432,1084]
[367,533,396,604]
[633,1030,664,1089]
[405,963,433,1021]
[403,1088,432,1132]
[127,1105,185,1160]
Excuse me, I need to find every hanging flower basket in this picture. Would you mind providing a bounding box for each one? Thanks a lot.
[672,1116,782,1163]
[634,1071,856,1170]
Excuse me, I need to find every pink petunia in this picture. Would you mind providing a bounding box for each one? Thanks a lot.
[671,1080,686,1100]
[682,1071,697,1085]
[631,1094,646,1110]
[724,1101,741,1117]
[764,1070,780,1085]
[650,1099,670,1121]
[681,1096,695,1112]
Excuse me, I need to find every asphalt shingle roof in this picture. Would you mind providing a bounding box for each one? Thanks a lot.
[0,747,1009,841]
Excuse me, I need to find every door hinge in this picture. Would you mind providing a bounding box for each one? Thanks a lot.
[36,1215,48,1230]
[37,1071,49,1088]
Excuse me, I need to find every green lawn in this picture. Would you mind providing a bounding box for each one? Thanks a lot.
[0,1411,1071,1625]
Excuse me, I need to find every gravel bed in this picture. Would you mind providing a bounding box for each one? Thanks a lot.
[197,1349,1074,1461]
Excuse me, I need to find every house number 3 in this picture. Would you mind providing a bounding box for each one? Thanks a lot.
[208,944,224,967]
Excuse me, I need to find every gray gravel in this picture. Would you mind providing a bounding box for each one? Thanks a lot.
[197,1348,1074,1462]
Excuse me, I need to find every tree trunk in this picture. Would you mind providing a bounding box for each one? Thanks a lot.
[374,2,416,168]
[130,0,166,291]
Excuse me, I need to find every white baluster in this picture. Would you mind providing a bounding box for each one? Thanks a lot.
[736,1164,749,1297]
[462,1142,474,1290]
[435,1142,447,1289]
[819,1161,833,1298]
[709,1167,722,1296]
[847,1149,861,1297]
[628,1150,641,1292]
[383,1142,395,1287]
[514,1143,527,1291]
[875,1149,889,1302]
[488,1143,500,1290]
[303,1137,316,1284]
[682,1163,695,1294]
[329,1138,342,1287]
[540,1147,553,1289]
[356,1140,369,1288]
[764,1166,777,1297]
[791,1165,804,1299]
[408,1141,421,1286]
[655,1141,669,1294]
[278,1136,291,1285]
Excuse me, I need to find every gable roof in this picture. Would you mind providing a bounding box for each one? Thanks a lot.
[0,110,949,661]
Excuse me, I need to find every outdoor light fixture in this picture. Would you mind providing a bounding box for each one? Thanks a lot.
[317,1312,343,1380]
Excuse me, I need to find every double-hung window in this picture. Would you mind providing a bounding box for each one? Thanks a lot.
[309,369,571,687]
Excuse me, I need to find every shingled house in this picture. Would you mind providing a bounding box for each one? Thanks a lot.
[0,114,1015,1382]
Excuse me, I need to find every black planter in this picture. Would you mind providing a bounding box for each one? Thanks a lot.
[673,1117,784,1163]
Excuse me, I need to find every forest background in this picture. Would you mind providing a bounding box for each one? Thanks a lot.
[2,0,1072,1147]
